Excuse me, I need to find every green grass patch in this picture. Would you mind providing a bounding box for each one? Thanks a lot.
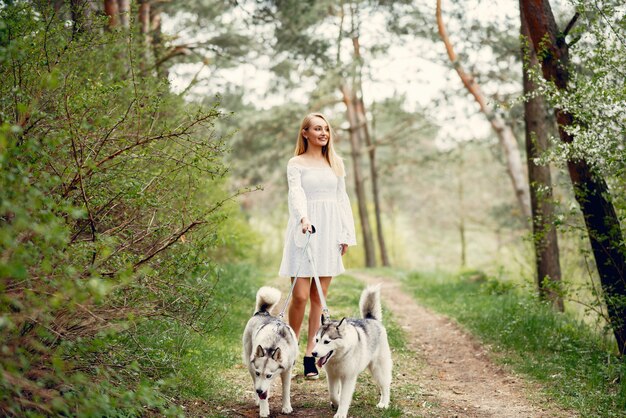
[400,269,626,417]
[111,263,263,415]
[127,271,419,417]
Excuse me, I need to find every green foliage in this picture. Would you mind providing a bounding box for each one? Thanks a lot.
[160,0,254,72]
[521,0,626,353]
[254,0,334,65]
[0,2,255,415]
[530,1,626,180]
[224,101,306,187]
[402,270,625,416]
[111,264,261,401]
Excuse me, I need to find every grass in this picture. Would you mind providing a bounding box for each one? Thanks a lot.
[394,268,626,417]
[125,265,625,417]
[128,269,415,417]
[214,272,418,417]
[119,263,264,416]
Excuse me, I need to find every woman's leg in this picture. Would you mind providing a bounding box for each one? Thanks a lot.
[306,276,332,356]
[288,277,311,341]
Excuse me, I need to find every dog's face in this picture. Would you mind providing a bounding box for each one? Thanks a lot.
[312,316,347,368]
[250,345,283,400]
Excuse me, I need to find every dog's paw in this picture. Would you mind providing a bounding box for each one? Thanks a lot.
[376,401,390,409]
[333,413,347,418]
[281,405,293,414]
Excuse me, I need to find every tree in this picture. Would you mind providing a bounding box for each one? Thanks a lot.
[520,7,563,311]
[94,0,254,82]
[103,0,119,29]
[436,0,531,221]
[101,1,131,29]
[341,82,378,266]
[520,0,626,354]
[364,95,437,266]
[118,0,130,28]
[253,0,385,267]
[348,4,390,266]
[338,2,378,267]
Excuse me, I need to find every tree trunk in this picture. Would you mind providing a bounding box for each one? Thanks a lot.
[138,0,151,67]
[458,151,467,267]
[520,6,564,311]
[117,0,130,28]
[103,0,119,29]
[70,0,97,34]
[351,39,390,266]
[359,102,390,267]
[150,5,167,79]
[348,5,390,267]
[520,0,626,354]
[139,0,150,37]
[53,0,65,14]
[340,83,377,268]
[436,0,531,221]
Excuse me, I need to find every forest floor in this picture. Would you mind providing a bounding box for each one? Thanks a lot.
[207,271,575,417]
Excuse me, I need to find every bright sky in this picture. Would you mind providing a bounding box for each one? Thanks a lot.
[165,0,551,146]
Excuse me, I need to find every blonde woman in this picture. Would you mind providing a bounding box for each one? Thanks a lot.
[279,113,357,379]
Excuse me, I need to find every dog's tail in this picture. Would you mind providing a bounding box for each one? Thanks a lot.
[255,286,281,314]
[359,284,383,321]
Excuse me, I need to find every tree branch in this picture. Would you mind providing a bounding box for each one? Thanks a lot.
[63,110,218,197]
[65,88,97,250]
[435,0,489,114]
[562,12,580,37]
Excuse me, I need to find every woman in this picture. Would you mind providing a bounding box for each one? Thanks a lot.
[279,112,357,379]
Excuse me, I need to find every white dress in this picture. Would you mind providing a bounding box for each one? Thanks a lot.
[278,162,357,278]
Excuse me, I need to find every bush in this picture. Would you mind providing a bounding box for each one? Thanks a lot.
[0,3,254,415]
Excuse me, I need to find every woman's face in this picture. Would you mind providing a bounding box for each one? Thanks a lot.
[303,116,330,149]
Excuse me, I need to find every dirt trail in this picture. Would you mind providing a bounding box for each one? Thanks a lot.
[222,271,573,417]
[353,271,572,418]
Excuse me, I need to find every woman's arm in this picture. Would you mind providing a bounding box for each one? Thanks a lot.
[287,163,312,233]
[337,174,357,246]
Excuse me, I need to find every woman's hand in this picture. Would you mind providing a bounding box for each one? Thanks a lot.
[340,244,348,256]
[300,217,312,234]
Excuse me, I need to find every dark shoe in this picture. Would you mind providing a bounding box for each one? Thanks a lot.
[303,356,319,380]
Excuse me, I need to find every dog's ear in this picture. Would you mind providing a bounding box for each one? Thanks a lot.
[321,314,326,325]
[255,345,265,358]
[337,317,347,332]
[272,347,282,362]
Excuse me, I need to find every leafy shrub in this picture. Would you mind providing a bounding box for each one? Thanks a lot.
[0,3,255,415]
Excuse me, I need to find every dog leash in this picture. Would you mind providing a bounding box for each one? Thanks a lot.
[278,225,331,322]
[305,236,331,322]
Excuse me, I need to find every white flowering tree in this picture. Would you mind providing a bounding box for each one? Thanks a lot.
[520,0,626,354]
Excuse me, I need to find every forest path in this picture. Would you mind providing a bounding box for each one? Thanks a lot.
[351,271,573,418]
[219,270,574,417]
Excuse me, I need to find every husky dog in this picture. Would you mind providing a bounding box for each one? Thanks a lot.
[242,286,298,417]
[312,284,392,418]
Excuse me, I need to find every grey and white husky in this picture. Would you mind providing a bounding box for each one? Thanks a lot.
[312,284,392,418]
[242,286,298,417]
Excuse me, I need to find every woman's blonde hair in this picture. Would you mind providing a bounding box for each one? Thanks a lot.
[294,113,345,177]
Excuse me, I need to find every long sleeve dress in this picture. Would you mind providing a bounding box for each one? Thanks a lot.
[278,161,357,278]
